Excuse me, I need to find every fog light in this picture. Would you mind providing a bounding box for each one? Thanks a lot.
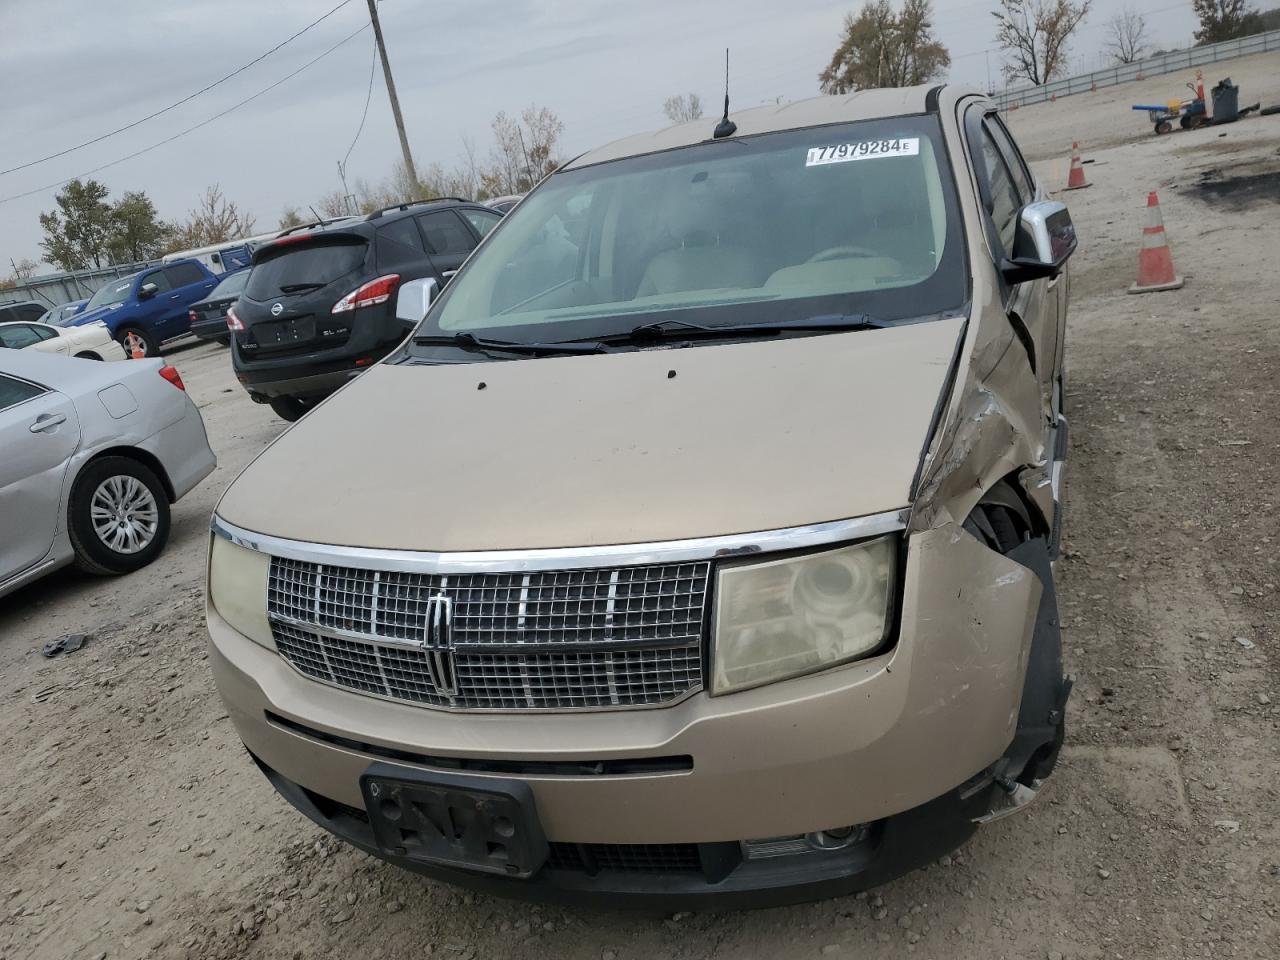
[743,824,870,860]
[805,824,869,851]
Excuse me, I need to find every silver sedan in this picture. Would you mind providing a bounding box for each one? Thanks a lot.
[0,350,216,598]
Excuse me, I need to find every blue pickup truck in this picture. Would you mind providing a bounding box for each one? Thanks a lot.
[62,259,219,357]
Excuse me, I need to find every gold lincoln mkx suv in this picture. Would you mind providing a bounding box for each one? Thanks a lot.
[207,84,1076,907]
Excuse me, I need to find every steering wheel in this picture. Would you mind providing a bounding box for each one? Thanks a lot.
[806,245,881,263]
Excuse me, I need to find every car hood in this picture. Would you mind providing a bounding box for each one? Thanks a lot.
[217,316,965,551]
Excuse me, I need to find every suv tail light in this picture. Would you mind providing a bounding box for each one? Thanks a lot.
[331,274,400,314]
[159,366,186,391]
[226,304,245,331]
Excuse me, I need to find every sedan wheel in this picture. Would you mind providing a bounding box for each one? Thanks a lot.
[68,456,171,575]
[90,474,160,554]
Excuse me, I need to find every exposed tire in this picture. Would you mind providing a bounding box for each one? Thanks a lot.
[117,326,159,359]
[73,351,103,360]
[269,396,312,422]
[962,484,1034,552]
[1155,120,1173,135]
[68,456,171,575]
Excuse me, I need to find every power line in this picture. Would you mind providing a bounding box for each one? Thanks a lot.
[0,0,354,178]
[341,32,379,174]
[0,23,371,206]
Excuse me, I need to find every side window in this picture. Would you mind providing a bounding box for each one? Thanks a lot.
[18,303,46,322]
[416,211,476,256]
[461,208,502,239]
[0,374,45,410]
[140,269,172,293]
[376,218,428,272]
[31,324,60,342]
[975,126,1022,254]
[986,117,1034,202]
[165,263,206,288]
[0,325,43,349]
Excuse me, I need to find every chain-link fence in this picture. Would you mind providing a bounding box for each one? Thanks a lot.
[993,29,1280,111]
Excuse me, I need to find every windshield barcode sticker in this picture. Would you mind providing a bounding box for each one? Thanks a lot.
[806,138,920,166]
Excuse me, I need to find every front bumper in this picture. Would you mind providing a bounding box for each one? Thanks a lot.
[209,524,1042,883]
[252,748,998,908]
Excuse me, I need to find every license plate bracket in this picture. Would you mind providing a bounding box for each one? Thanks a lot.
[254,316,315,347]
[359,763,548,878]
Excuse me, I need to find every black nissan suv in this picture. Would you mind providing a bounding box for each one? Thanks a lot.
[231,199,504,420]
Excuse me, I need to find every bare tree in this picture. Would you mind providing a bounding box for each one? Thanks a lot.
[168,185,256,250]
[1105,8,1149,62]
[10,258,38,280]
[663,93,704,123]
[993,0,1092,86]
[315,191,351,218]
[483,106,564,196]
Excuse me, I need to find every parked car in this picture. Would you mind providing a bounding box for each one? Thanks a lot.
[0,319,127,361]
[0,301,47,324]
[207,86,1075,907]
[163,240,255,275]
[230,198,502,421]
[484,194,523,214]
[38,299,89,325]
[188,268,249,345]
[65,260,219,358]
[0,350,216,598]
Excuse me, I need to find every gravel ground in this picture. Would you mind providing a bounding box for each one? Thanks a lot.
[2,69,1279,960]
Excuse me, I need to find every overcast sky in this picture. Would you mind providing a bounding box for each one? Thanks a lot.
[0,0,1201,273]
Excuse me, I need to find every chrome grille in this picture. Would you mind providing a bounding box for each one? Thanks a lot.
[266,558,709,710]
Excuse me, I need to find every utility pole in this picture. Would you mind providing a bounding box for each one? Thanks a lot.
[365,0,418,188]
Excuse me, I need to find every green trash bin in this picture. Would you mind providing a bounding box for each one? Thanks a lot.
[1212,78,1240,123]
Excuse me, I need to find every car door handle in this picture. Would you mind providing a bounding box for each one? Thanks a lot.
[29,413,66,433]
[442,270,458,278]
[169,294,181,300]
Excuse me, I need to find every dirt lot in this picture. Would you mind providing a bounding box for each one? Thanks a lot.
[3,67,1279,960]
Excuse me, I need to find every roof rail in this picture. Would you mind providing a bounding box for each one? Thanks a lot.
[364,197,470,220]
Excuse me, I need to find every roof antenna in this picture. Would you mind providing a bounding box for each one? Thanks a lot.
[713,48,737,139]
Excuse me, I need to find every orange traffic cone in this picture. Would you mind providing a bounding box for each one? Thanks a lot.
[1064,142,1090,191]
[1128,191,1184,294]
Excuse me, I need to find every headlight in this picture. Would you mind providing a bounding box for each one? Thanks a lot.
[208,534,275,650]
[712,537,896,695]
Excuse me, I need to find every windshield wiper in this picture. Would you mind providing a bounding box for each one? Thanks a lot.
[599,314,891,344]
[412,332,605,356]
[278,282,326,293]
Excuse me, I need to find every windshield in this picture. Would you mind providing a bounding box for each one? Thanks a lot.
[210,269,249,299]
[244,238,367,300]
[83,276,136,313]
[417,115,964,348]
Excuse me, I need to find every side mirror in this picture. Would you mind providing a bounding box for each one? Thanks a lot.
[139,282,159,300]
[1001,200,1077,285]
[395,277,439,327]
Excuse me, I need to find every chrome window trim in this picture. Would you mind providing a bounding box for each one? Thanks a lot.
[211,509,909,574]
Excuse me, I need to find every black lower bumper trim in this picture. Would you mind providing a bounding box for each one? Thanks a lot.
[249,752,998,909]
